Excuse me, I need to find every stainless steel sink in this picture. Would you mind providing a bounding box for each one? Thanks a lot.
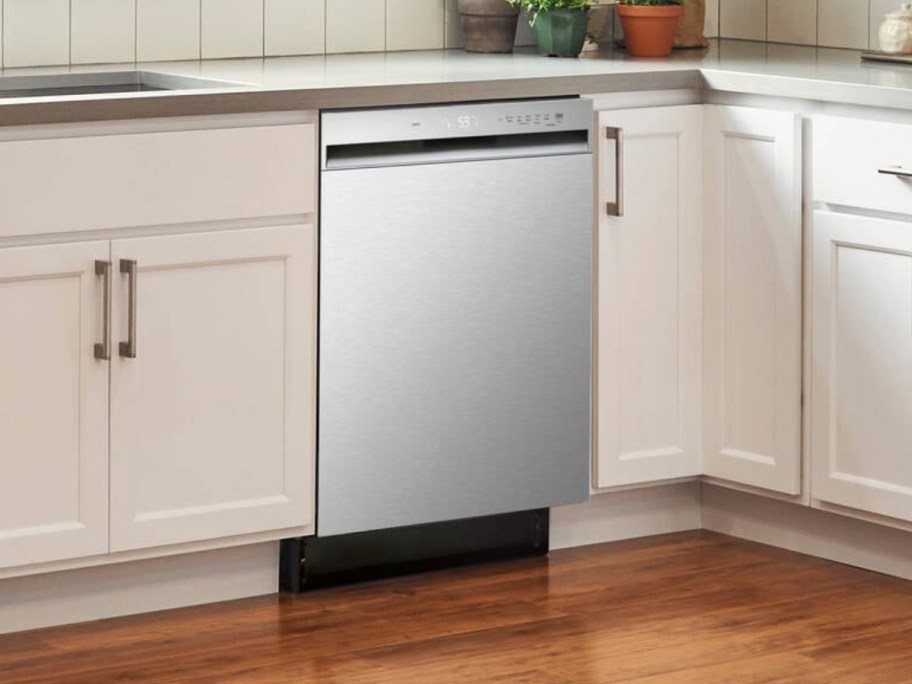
[0,71,236,99]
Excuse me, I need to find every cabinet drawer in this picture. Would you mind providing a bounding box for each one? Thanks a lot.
[0,120,316,238]
[814,116,912,214]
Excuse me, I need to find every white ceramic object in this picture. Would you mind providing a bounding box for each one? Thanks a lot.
[879,3,912,54]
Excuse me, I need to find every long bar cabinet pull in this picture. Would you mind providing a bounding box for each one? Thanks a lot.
[94,260,111,361]
[119,259,138,359]
[605,126,624,217]
[878,166,912,178]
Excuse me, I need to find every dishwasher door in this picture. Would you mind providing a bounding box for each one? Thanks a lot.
[319,148,592,537]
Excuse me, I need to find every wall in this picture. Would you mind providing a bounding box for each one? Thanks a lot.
[0,1,898,71]
[0,0,535,68]
[716,0,898,49]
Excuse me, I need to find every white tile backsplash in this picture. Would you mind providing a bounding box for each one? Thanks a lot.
[704,0,720,38]
[326,0,386,53]
[818,0,869,49]
[72,0,136,65]
[387,0,444,51]
[768,0,816,46]
[202,0,265,59]
[0,1,897,69]
[137,0,201,62]
[266,0,325,56]
[4,0,70,67]
[720,0,768,41]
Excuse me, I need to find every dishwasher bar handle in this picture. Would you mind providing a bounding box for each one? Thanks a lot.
[324,129,591,170]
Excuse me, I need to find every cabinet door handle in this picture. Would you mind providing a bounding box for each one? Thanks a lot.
[93,260,111,361]
[878,166,912,178]
[605,126,624,217]
[119,259,137,359]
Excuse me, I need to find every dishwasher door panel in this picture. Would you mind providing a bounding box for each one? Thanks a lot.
[318,153,592,537]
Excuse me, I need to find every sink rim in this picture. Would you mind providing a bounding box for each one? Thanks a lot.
[0,70,245,100]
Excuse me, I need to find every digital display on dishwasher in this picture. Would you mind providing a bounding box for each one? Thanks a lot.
[443,115,480,130]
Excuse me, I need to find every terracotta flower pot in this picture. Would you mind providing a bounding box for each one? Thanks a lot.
[458,0,520,53]
[616,4,683,58]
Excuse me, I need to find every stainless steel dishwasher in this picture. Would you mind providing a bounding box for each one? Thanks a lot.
[311,98,593,575]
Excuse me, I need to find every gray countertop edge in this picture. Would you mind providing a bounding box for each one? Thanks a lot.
[700,69,912,111]
[0,70,702,126]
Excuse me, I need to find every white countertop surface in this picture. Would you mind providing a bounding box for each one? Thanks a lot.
[1,40,911,124]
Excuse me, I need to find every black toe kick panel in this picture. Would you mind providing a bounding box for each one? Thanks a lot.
[280,508,549,592]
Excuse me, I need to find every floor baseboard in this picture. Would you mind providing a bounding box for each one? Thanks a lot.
[0,542,277,635]
[550,481,702,549]
[702,483,912,581]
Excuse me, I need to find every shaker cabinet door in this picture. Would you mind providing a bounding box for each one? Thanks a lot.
[109,225,316,551]
[0,241,110,569]
[595,106,703,487]
[811,211,912,523]
[703,106,802,495]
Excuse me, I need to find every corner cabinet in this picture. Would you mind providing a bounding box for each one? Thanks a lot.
[594,102,802,495]
[595,106,703,488]
[0,113,318,572]
[702,106,803,495]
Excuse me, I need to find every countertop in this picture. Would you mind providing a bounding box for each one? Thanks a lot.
[3,39,912,126]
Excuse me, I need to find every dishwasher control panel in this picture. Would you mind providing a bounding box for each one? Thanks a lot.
[445,107,565,133]
[322,98,593,149]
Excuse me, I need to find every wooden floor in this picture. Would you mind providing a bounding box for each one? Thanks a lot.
[3,532,912,683]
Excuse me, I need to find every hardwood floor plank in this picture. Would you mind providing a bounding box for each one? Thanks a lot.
[3,532,912,683]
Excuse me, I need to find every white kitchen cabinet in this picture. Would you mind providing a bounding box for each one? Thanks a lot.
[109,225,316,551]
[595,106,703,487]
[811,211,912,523]
[703,106,802,495]
[0,113,318,570]
[0,241,109,569]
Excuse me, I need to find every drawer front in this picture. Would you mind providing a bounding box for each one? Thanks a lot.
[814,115,912,215]
[0,120,316,238]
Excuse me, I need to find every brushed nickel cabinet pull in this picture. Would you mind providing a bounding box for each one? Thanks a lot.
[93,260,111,361]
[605,126,624,217]
[119,259,137,359]
[878,166,912,178]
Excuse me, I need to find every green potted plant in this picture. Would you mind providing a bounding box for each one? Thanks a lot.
[506,0,592,58]
[614,0,684,58]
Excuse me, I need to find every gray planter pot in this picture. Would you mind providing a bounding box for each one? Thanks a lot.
[458,0,520,53]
